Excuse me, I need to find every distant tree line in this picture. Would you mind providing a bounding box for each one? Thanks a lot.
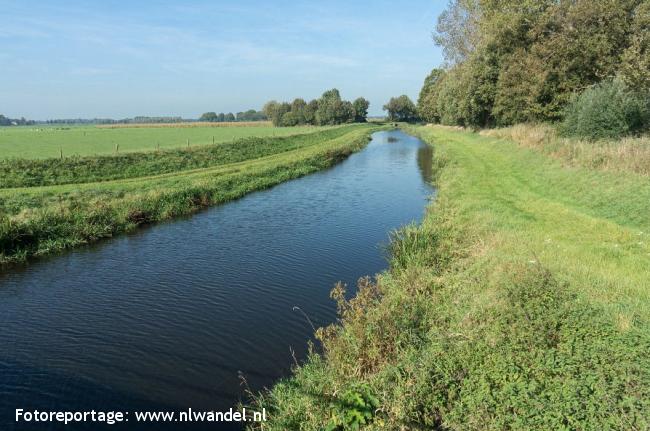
[417,0,650,137]
[198,110,266,122]
[42,117,187,125]
[1,113,267,126]
[262,89,369,126]
[0,115,36,126]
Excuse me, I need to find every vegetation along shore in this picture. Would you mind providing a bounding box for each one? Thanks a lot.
[0,123,385,264]
[251,123,650,430]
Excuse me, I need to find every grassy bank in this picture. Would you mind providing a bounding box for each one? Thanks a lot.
[0,126,358,187]
[0,124,382,264]
[481,123,650,176]
[253,125,650,430]
[0,124,331,159]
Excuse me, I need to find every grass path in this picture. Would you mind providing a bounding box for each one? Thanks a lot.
[419,126,650,321]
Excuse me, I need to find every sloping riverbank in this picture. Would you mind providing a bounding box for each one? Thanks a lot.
[253,125,650,430]
[0,124,384,264]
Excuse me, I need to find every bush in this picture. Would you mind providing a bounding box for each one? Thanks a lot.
[562,79,649,140]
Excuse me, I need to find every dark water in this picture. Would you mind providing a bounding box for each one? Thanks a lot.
[0,130,434,430]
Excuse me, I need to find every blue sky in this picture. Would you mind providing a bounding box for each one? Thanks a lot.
[0,1,445,119]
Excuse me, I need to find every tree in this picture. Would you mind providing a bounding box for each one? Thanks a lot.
[383,95,418,122]
[236,109,266,121]
[263,101,289,126]
[263,89,368,127]
[424,0,647,126]
[352,97,370,122]
[417,69,445,123]
[291,98,307,124]
[279,111,298,126]
[225,112,235,121]
[434,0,481,65]
[304,100,319,125]
[620,2,650,92]
[340,101,355,123]
[316,88,345,125]
[199,112,218,122]
[262,101,279,120]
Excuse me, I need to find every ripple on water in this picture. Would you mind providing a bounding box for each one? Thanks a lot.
[0,130,435,428]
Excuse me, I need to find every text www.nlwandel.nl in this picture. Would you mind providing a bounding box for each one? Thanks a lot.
[15,407,267,426]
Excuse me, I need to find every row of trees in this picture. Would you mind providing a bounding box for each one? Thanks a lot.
[198,110,266,122]
[0,115,35,126]
[417,0,650,129]
[262,89,369,126]
[24,117,188,125]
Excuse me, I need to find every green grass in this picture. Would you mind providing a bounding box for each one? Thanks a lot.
[0,124,332,159]
[0,124,383,263]
[0,126,359,187]
[252,125,650,430]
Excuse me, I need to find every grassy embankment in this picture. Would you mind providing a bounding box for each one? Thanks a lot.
[0,123,329,159]
[482,123,650,177]
[253,124,650,430]
[0,124,383,264]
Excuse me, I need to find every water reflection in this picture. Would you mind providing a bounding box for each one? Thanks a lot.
[417,145,434,183]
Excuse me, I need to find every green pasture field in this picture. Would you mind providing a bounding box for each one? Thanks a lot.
[0,124,332,159]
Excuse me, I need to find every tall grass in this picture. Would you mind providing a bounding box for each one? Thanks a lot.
[481,123,650,176]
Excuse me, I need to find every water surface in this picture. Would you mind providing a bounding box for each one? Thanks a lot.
[0,130,434,430]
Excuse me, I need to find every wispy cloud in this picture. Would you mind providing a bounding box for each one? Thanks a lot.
[0,0,445,118]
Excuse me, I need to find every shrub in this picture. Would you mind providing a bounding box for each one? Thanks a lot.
[561,79,649,140]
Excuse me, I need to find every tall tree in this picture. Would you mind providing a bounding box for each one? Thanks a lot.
[620,1,650,92]
[383,95,418,122]
[417,69,445,123]
[352,97,370,122]
[304,100,319,125]
[199,112,218,122]
[421,0,647,127]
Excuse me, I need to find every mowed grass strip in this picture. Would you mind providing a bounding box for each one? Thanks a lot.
[0,125,364,187]
[0,124,383,263]
[0,124,333,159]
[252,125,650,430]
[412,126,650,317]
